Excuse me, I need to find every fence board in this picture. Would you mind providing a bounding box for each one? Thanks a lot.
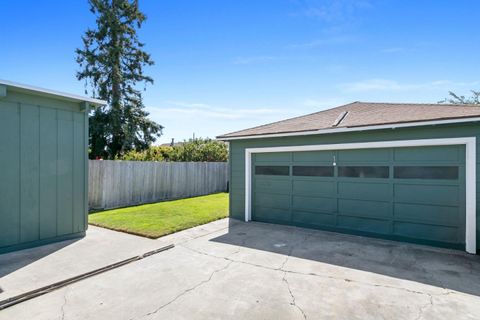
[88,160,229,210]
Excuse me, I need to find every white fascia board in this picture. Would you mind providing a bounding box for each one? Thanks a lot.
[221,117,480,141]
[244,137,477,254]
[0,79,106,107]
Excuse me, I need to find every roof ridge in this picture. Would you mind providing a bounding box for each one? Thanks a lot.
[357,101,480,107]
[218,101,359,137]
[217,101,480,139]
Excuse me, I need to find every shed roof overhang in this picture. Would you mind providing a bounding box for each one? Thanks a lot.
[0,79,106,108]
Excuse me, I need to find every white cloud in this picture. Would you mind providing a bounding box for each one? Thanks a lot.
[298,0,373,22]
[148,100,305,143]
[147,97,356,144]
[289,35,356,48]
[380,42,432,54]
[303,97,350,108]
[160,100,285,120]
[340,78,480,93]
[430,80,480,87]
[381,47,406,53]
[232,56,282,65]
[341,79,410,92]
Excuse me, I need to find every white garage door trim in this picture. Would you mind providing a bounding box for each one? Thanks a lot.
[244,137,477,254]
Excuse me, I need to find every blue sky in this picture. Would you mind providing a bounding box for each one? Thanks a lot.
[1,0,479,143]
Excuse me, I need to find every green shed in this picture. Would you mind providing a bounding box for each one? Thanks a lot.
[0,80,105,253]
[218,102,480,254]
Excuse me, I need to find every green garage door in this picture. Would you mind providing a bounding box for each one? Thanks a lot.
[252,145,466,248]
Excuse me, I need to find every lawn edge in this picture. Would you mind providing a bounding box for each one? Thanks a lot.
[88,192,228,214]
[88,214,228,239]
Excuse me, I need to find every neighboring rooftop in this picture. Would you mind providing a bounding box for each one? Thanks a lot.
[217,101,480,139]
[0,79,106,107]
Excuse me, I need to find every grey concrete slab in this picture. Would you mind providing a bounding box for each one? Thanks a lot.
[1,219,479,319]
[0,219,231,301]
[0,226,159,300]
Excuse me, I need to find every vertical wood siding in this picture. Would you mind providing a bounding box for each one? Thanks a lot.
[0,97,86,251]
[88,160,229,210]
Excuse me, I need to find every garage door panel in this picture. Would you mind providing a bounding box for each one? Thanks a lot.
[293,151,334,162]
[338,148,390,163]
[292,211,335,227]
[394,203,460,227]
[338,199,392,220]
[254,193,290,209]
[254,206,291,223]
[255,178,291,194]
[255,152,290,162]
[394,146,460,162]
[292,180,335,197]
[337,216,391,235]
[394,184,459,206]
[292,195,336,214]
[394,222,459,243]
[338,182,391,202]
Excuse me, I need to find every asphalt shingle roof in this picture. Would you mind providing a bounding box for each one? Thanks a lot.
[217,102,480,139]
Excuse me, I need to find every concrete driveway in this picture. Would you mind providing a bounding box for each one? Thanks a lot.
[1,219,479,320]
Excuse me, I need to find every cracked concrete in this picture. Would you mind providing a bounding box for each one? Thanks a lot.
[1,219,479,319]
[415,294,433,320]
[282,271,307,320]
[139,261,233,319]
[60,286,70,320]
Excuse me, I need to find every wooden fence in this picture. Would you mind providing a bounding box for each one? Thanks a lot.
[88,160,229,210]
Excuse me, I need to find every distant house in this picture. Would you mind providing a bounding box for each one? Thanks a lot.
[218,101,480,254]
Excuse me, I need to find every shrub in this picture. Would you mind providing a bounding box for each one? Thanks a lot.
[116,138,228,162]
[117,146,173,161]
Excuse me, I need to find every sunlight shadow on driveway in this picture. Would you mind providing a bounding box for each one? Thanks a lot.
[211,220,480,296]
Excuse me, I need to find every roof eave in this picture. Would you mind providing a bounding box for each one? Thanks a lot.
[217,117,480,141]
[0,79,107,107]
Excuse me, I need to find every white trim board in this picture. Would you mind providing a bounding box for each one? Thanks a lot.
[221,117,480,141]
[244,137,477,254]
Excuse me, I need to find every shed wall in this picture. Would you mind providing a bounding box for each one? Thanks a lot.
[0,92,87,253]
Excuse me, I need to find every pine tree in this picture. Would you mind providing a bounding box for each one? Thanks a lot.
[76,0,163,159]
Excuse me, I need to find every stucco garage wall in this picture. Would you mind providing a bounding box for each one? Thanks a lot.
[228,123,480,251]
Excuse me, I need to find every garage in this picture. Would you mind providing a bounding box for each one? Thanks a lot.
[218,102,480,254]
[0,80,105,253]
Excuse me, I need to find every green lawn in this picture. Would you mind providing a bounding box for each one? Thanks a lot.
[89,193,229,238]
